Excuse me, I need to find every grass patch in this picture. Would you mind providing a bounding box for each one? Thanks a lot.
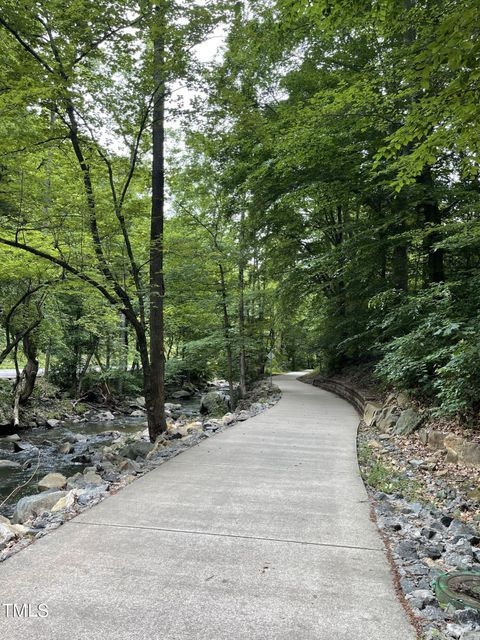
[358,444,421,501]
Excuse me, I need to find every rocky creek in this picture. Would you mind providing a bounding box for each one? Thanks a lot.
[0,394,200,518]
[0,379,281,564]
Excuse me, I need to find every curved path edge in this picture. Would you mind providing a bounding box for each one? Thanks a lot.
[0,373,415,640]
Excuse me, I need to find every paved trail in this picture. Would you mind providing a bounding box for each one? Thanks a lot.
[0,373,415,639]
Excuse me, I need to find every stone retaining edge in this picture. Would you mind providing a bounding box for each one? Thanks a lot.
[310,376,377,416]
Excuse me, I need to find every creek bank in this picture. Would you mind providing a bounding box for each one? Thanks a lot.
[302,374,480,640]
[0,379,281,563]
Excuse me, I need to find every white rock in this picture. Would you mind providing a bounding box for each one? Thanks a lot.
[51,491,75,512]
[0,523,15,550]
[38,472,67,491]
[4,433,21,442]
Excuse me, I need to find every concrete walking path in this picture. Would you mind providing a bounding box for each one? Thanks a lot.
[0,373,415,639]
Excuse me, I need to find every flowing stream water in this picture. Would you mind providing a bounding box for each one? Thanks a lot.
[0,395,200,518]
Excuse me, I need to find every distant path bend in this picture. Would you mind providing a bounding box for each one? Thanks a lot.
[0,372,415,640]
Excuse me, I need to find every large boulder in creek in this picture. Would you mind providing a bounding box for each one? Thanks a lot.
[200,391,230,417]
[12,491,67,524]
[38,472,67,491]
[171,389,192,399]
[394,408,423,436]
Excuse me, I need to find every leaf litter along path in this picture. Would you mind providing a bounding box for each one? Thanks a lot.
[0,373,414,640]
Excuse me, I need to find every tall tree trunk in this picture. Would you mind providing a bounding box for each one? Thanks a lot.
[418,166,445,284]
[148,1,167,441]
[106,334,111,369]
[218,263,236,411]
[238,211,247,398]
[118,311,128,394]
[77,337,98,396]
[392,244,409,291]
[44,337,51,382]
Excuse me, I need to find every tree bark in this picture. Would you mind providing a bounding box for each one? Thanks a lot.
[238,211,247,398]
[418,166,445,284]
[44,338,51,382]
[218,263,236,411]
[148,0,167,441]
[392,244,409,291]
[12,333,39,427]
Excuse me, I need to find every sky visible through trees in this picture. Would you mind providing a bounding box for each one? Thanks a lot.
[0,0,479,431]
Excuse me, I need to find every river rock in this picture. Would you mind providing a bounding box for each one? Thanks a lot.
[130,409,146,417]
[66,472,83,489]
[146,438,168,459]
[13,441,38,453]
[96,410,115,421]
[46,418,61,428]
[236,410,250,421]
[0,459,21,469]
[58,442,74,454]
[118,440,153,460]
[4,433,21,442]
[51,491,75,512]
[0,523,15,550]
[200,391,230,416]
[38,472,67,491]
[171,389,192,399]
[118,459,141,474]
[394,408,423,436]
[83,470,104,486]
[12,491,67,524]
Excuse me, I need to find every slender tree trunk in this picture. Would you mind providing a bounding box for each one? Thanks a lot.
[418,166,445,284]
[392,244,409,291]
[77,337,98,396]
[106,334,111,369]
[44,337,51,382]
[218,263,236,411]
[238,211,247,398]
[13,333,39,427]
[118,312,128,394]
[148,1,167,441]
